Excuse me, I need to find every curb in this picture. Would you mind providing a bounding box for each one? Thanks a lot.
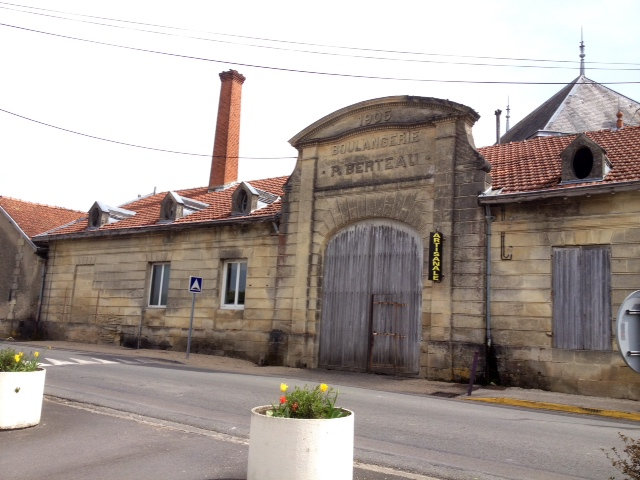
[465,397,640,422]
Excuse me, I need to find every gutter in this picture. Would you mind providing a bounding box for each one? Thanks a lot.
[484,205,494,350]
[478,180,640,205]
[36,258,47,325]
[34,213,281,245]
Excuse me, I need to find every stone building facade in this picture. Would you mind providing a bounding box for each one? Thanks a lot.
[40,217,283,354]
[36,93,492,384]
[30,69,640,400]
[0,197,83,338]
[279,96,491,379]
[479,127,640,399]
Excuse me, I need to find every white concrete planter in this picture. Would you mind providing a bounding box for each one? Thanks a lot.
[0,368,46,429]
[247,405,354,480]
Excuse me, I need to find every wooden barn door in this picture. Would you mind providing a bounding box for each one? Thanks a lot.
[319,220,422,374]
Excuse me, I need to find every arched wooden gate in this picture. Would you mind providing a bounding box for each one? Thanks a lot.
[319,220,422,375]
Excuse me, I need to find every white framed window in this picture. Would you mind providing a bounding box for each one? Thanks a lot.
[149,263,171,307]
[222,260,247,308]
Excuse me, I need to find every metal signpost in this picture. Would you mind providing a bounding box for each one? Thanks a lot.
[186,276,203,359]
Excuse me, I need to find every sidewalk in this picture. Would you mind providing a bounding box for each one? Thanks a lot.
[15,339,640,422]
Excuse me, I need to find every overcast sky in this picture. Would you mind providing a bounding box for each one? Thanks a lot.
[2,0,639,211]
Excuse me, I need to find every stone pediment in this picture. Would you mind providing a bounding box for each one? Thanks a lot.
[288,95,481,190]
[289,96,479,148]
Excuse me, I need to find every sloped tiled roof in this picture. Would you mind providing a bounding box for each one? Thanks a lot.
[479,126,640,197]
[500,76,640,144]
[0,196,85,238]
[40,176,289,238]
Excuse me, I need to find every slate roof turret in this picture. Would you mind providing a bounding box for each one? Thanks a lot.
[500,76,640,145]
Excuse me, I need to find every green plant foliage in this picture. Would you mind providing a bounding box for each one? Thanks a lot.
[269,383,348,419]
[603,433,640,479]
[0,348,41,372]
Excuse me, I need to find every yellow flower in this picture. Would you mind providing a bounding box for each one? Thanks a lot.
[18,352,24,358]
[14,354,20,363]
[34,352,40,358]
[280,383,288,393]
[320,383,328,392]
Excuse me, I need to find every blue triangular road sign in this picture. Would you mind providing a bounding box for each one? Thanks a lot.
[189,276,203,293]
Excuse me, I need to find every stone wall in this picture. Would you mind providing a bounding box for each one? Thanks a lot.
[426,117,492,382]
[0,214,44,337]
[281,96,491,379]
[38,95,493,385]
[41,222,280,363]
[489,191,640,399]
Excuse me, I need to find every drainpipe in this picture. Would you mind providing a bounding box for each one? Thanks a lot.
[35,258,47,333]
[485,205,494,350]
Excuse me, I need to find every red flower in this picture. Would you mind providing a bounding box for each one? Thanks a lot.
[292,402,299,412]
[280,396,287,404]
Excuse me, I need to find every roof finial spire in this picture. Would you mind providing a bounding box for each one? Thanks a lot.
[506,97,511,132]
[579,27,586,76]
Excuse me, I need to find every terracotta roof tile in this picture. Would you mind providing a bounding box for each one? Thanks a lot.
[0,197,85,238]
[41,176,289,238]
[479,126,640,195]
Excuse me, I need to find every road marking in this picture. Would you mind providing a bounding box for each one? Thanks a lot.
[43,358,76,366]
[354,462,440,480]
[465,397,640,422]
[90,358,119,364]
[113,358,141,364]
[45,396,248,445]
[39,357,152,367]
[69,357,101,365]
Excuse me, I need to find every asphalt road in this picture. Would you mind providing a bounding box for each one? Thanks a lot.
[2,343,638,479]
[2,396,438,480]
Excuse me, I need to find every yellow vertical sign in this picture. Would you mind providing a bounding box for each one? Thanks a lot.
[428,232,442,282]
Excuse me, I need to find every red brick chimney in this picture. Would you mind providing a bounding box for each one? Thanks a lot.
[209,70,246,190]
[617,110,624,130]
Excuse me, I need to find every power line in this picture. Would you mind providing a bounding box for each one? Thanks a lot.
[1,2,640,70]
[0,107,296,159]
[3,22,640,85]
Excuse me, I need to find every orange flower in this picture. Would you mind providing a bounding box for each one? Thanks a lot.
[280,396,287,404]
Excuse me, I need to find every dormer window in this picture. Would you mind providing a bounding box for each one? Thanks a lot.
[238,190,249,212]
[158,192,208,223]
[160,192,184,222]
[572,147,594,179]
[232,182,259,215]
[87,201,135,230]
[230,181,280,216]
[560,134,611,184]
[89,204,105,228]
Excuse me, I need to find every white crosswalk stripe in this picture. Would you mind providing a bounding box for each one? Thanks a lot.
[42,358,76,366]
[112,358,140,365]
[69,357,101,365]
[38,357,155,367]
[90,358,119,364]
